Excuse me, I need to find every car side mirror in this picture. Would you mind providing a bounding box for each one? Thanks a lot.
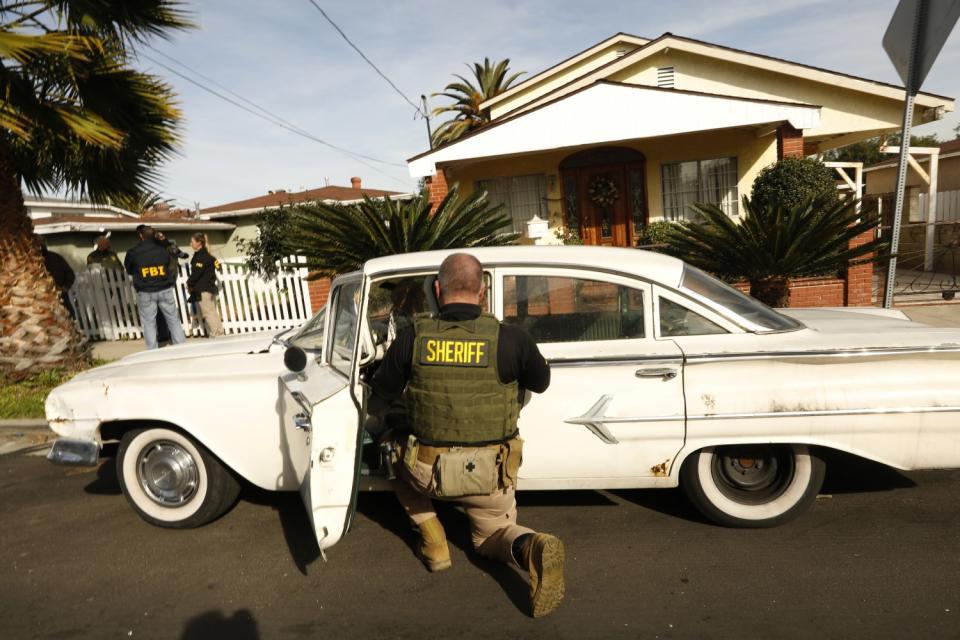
[284,346,307,373]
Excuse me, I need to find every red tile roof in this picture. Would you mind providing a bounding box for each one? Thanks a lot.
[201,184,405,215]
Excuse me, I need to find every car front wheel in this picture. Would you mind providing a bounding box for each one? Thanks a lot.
[117,427,240,529]
[680,444,825,528]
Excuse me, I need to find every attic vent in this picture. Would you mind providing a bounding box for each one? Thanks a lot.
[615,48,628,58]
[657,66,675,88]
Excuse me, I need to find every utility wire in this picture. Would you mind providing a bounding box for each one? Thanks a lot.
[305,0,427,119]
[139,52,413,189]
[144,46,405,169]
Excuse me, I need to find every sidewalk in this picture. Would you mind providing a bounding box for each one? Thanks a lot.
[91,337,206,361]
[897,302,960,327]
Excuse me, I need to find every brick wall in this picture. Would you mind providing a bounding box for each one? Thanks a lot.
[425,170,449,211]
[307,277,330,313]
[844,228,876,306]
[732,276,846,307]
[777,123,804,159]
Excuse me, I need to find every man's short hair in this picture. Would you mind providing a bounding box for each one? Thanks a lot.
[437,253,483,296]
[136,224,154,240]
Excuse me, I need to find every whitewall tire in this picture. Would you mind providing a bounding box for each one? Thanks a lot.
[680,444,825,528]
[117,427,240,529]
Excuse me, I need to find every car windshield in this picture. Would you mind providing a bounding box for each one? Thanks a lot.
[678,266,803,332]
[288,305,327,352]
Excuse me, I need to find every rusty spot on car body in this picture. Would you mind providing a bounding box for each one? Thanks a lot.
[701,394,716,415]
[103,384,109,398]
[651,459,670,476]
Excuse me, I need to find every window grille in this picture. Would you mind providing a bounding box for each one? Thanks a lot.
[661,157,738,221]
[477,174,548,233]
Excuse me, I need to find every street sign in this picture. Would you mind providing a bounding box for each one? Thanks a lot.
[883,0,960,89]
[881,0,959,308]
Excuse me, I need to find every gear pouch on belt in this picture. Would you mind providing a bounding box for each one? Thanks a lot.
[436,447,500,497]
[500,437,524,488]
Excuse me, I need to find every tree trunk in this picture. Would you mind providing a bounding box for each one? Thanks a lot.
[0,143,90,377]
[750,276,791,308]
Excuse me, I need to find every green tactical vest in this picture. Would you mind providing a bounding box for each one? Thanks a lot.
[406,313,520,445]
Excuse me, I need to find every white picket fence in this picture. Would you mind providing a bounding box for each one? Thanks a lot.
[69,257,314,340]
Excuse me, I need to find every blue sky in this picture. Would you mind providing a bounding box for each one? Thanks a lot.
[139,0,960,209]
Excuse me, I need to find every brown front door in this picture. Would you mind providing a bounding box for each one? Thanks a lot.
[579,165,629,246]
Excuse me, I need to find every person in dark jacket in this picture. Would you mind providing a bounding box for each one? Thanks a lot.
[41,241,76,319]
[370,253,562,617]
[186,232,224,337]
[86,234,122,269]
[123,225,185,349]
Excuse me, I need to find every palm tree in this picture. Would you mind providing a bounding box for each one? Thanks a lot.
[430,58,524,147]
[112,190,171,214]
[662,195,886,307]
[0,1,191,375]
[284,187,519,278]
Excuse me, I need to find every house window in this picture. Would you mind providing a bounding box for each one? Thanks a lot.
[477,174,547,233]
[661,157,738,221]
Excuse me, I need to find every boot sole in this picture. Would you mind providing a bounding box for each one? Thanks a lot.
[531,537,565,618]
[425,557,452,572]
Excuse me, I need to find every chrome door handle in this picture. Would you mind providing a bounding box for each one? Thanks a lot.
[635,367,678,380]
[293,413,312,432]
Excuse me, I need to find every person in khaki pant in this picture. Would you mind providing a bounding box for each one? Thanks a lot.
[370,253,563,618]
[186,233,224,338]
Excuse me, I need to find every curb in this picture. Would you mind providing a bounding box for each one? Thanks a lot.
[0,419,48,430]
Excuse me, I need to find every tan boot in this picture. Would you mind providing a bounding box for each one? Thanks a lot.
[521,533,565,617]
[416,517,451,572]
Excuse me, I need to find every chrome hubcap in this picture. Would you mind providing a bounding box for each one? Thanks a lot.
[137,441,199,507]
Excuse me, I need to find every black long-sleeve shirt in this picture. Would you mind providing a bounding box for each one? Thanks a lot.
[186,247,220,295]
[371,303,551,405]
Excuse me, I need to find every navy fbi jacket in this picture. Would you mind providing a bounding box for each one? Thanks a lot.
[124,240,177,292]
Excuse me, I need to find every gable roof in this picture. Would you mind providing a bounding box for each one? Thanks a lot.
[479,32,649,112]
[489,32,953,121]
[201,184,409,218]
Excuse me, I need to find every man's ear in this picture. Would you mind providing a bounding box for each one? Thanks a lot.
[433,279,441,303]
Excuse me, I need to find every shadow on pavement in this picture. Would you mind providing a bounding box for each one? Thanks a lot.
[608,487,711,525]
[83,444,120,496]
[181,609,259,640]
[819,450,917,493]
[240,485,320,575]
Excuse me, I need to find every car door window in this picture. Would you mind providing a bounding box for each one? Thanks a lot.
[658,296,727,337]
[503,275,644,343]
[329,281,361,375]
[367,274,493,341]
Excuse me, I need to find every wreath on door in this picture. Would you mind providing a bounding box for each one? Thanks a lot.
[588,175,619,207]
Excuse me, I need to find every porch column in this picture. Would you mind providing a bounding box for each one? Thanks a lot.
[777,123,804,159]
[426,169,450,212]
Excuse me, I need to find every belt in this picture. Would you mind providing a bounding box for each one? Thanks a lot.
[416,441,504,464]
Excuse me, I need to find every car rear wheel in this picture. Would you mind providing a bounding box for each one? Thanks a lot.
[680,444,825,528]
[117,427,240,529]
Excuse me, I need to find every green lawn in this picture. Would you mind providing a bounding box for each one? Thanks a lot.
[0,361,107,420]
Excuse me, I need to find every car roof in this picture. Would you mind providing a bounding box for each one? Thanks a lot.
[362,245,685,287]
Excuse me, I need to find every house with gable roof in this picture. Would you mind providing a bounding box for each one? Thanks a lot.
[408,32,955,305]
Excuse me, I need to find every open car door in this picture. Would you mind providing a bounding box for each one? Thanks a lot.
[279,275,365,553]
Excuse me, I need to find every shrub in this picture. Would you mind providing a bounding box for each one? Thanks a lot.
[636,220,675,249]
[751,157,837,211]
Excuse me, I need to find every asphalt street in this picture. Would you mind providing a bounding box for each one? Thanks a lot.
[1,447,958,640]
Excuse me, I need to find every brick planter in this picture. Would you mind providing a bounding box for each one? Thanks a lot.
[733,276,849,308]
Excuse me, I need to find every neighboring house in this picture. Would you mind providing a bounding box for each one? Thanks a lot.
[199,177,414,257]
[27,197,234,271]
[863,138,960,273]
[407,32,954,305]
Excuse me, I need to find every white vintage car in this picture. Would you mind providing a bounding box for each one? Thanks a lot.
[45,246,960,550]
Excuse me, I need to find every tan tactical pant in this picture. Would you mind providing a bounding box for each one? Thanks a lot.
[198,292,224,337]
[392,455,534,569]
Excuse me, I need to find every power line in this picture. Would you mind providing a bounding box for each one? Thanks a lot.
[305,0,427,119]
[137,52,414,190]
[145,46,405,169]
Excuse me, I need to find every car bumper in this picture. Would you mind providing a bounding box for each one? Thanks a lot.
[47,438,100,467]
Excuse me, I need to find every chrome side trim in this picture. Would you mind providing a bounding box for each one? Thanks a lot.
[564,394,686,445]
[550,357,684,367]
[685,345,960,364]
[689,405,960,421]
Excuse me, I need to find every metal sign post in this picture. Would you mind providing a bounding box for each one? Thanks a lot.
[883,1,924,308]
[882,0,960,308]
